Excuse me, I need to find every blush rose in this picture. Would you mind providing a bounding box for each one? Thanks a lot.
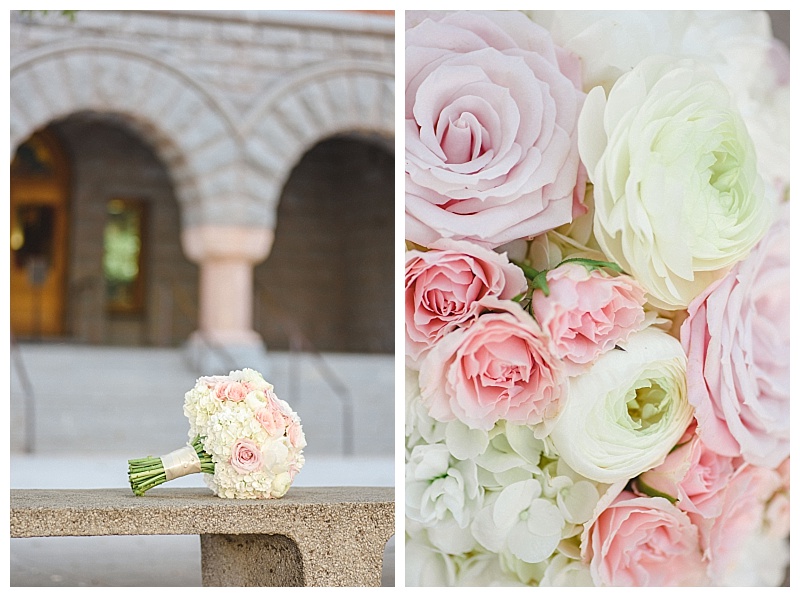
[636,422,736,519]
[582,490,707,586]
[701,464,784,586]
[530,263,647,373]
[214,381,251,402]
[405,239,527,366]
[681,209,789,468]
[405,11,586,248]
[418,297,565,432]
[229,438,264,474]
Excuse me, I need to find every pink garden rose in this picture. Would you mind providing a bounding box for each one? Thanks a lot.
[701,464,784,585]
[636,422,735,519]
[214,380,251,402]
[286,420,306,450]
[530,263,647,373]
[582,489,707,586]
[418,297,564,431]
[764,458,790,539]
[229,438,264,474]
[405,11,586,248]
[405,239,527,366]
[255,405,286,436]
[680,210,789,468]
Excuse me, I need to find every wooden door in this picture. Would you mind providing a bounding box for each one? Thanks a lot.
[10,130,70,338]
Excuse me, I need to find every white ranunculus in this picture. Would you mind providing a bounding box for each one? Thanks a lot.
[550,327,694,483]
[579,55,771,309]
[528,10,789,207]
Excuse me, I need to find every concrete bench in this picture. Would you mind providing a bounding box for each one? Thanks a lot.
[10,486,394,587]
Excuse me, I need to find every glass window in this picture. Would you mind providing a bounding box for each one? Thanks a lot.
[103,198,146,313]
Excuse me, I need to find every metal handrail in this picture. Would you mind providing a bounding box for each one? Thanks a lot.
[253,282,355,456]
[10,333,36,453]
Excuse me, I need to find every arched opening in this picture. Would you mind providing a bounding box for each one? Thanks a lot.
[254,135,394,354]
[10,114,199,346]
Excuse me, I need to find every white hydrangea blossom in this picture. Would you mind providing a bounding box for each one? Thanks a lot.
[183,376,223,439]
[406,442,483,554]
[405,524,459,587]
[468,423,607,573]
[406,367,488,460]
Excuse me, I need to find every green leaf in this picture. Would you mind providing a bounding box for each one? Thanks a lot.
[556,257,627,275]
[510,259,541,281]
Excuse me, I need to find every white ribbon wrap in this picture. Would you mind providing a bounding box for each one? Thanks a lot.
[161,444,202,481]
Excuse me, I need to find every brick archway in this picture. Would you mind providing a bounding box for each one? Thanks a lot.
[241,59,395,228]
[10,38,240,229]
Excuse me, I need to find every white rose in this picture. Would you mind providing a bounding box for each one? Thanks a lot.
[550,327,694,483]
[579,55,770,309]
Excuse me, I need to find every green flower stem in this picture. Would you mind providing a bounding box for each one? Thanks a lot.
[634,476,678,504]
[128,435,214,496]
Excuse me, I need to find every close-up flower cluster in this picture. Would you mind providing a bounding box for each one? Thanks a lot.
[184,368,306,499]
[405,10,789,587]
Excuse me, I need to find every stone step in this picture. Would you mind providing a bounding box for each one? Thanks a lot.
[10,342,395,456]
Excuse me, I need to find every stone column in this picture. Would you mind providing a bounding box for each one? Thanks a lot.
[182,224,273,371]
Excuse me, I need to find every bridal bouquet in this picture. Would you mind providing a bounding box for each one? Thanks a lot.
[405,10,789,587]
[129,368,306,499]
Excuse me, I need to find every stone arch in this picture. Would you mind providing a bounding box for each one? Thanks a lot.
[242,60,395,229]
[10,38,243,228]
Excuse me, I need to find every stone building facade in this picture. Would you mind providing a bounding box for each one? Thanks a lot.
[9,10,395,360]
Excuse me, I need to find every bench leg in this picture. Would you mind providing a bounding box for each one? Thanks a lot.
[200,527,393,587]
[200,534,303,586]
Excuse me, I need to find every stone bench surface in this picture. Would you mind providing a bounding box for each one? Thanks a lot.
[11,486,395,587]
[11,486,394,538]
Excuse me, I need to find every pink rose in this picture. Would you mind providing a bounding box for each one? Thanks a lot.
[286,421,306,450]
[680,211,789,468]
[200,375,228,389]
[405,239,527,366]
[764,458,790,539]
[418,297,564,431]
[636,422,735,519]
[214,380,251,402]
[255,405,286,436]
[229,438,264,474]
[582,490,707,586]
[405,11,586,248]
[530,263,647,373]
[701,464,784,585]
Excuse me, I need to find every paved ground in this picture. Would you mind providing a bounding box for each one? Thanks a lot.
[9,342,397,587]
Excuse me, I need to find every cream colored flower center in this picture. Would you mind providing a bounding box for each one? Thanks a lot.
[625,380,668,431]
